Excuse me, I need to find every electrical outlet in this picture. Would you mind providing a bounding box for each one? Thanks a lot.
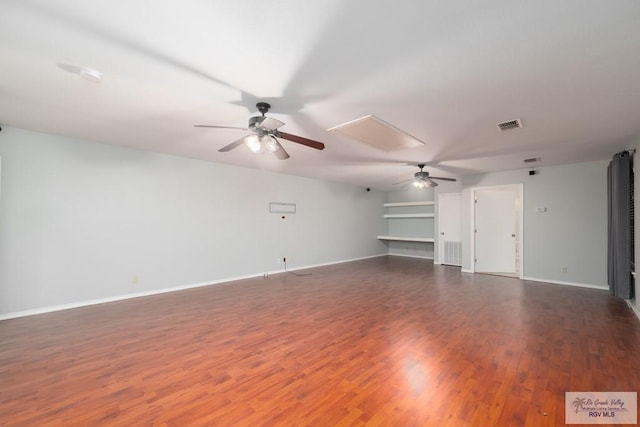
[562,266,568,274]
[276,258,281,264]
[132,275,139,284]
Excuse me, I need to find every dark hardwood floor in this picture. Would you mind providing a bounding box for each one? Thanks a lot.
[1,256,639,426]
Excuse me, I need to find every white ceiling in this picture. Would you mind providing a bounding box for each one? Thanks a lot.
[1,0,640,190]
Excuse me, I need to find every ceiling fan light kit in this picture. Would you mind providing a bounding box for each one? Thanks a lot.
[413,176,438,188]
[246,134,278,154]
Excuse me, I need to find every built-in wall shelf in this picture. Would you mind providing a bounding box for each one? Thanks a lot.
[383,201,434,207]
[383,213,435,218]
[377,235,435,243]
[379,200,435,247]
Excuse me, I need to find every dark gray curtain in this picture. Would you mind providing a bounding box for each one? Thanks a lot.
[607,151,633,299]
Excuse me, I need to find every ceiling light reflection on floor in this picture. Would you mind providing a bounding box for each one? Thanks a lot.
[404,356,430,396]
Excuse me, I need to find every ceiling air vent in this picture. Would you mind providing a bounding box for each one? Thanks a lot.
[497,118,522,131]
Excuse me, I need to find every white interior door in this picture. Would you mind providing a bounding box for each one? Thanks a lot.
[438,193,461,266]
[474,189,517,274]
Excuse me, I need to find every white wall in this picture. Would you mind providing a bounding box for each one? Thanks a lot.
[461,161,608,287]
[0,127,387,317]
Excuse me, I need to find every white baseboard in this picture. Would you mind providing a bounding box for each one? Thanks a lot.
[461,269,473,274]
[626,300,640,322]
[523,276,608,291]
[0,253,388,321]
[2,256,615,321]
[285,253,387,272]
[388,253,434,260]
[0,273,261,321]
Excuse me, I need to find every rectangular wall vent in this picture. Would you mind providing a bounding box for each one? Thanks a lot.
[497,118,522,131]
[443,241,462,266]
[523,157,540,164]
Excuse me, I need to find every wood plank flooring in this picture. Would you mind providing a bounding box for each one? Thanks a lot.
[1,256,639,426]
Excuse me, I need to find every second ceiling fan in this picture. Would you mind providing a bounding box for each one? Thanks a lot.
[394,164,457,188]
[195,102,325,160]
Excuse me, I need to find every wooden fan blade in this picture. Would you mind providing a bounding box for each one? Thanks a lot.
[194,124,249,130]
[430,176,457,182]
[218,136,248,152]
[277,131,325,150]
[257,117,284,130]
[273,140,290,160]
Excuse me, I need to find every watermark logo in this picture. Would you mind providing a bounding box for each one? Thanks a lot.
[566,392,637,424]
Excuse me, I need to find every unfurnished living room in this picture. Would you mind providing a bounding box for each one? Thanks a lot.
[1,1,640,426]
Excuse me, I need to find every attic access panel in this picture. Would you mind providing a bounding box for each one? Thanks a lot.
[328,115,425,151]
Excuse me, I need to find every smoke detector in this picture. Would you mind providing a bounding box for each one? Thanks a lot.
[57,63,103,83]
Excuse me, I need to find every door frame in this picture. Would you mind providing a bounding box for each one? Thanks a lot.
[470,184,524,279]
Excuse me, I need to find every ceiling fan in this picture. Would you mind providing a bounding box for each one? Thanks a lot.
[393,164,457,188]
[195,102,325,160]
